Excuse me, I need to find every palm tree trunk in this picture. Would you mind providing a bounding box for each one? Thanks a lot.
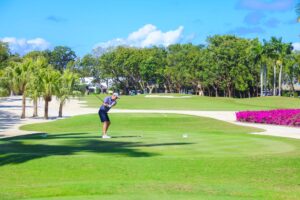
[44,99,49,120]
[278,64,283,96]
[58,101,64,118]
[21,92,26,119]
[273,65,276,96]
[33,98,38,117]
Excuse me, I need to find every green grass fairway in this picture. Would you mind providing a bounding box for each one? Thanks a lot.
[82,94,300,111]
[1,114,300,199]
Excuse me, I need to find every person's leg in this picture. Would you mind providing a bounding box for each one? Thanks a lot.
[102,121,109,136]
[99,110,108,136]
[104,113,111,135]
[105,121,111,134]
[100,111,111,138]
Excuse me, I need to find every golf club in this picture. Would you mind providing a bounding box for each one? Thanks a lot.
[93,93,104,102]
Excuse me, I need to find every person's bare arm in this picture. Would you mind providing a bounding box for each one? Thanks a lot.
[103,103,110,107]
[106,101,117,108]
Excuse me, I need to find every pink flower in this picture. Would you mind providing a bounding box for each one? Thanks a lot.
[236,109,300,128]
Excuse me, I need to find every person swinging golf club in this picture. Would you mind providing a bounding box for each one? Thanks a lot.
[98,93,120,138]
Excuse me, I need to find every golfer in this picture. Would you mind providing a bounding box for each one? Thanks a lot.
[98,93,120,138]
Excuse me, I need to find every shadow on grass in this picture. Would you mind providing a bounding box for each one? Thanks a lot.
[0,132,193,166]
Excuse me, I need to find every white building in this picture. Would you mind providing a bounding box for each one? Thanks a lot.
[80,77,114,93]
[80,77,94,85]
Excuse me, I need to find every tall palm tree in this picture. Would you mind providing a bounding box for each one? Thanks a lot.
[56,69,80,118]
[6,58,33,118]
[263,37,285,96]
[4,65,15,96]
[27,56,48,117]
[284,53,298,95]
[40,66,60,119]
[277,43,293,96]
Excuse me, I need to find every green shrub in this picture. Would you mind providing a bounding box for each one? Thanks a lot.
[75,84,87,95]
[0,87,9,97]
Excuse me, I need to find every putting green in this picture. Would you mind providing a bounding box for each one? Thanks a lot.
[0,114,299,200]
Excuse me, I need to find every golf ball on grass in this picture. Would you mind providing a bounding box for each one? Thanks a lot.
[182,134,188,138]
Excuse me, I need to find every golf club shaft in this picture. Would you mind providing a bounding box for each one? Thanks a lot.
[93,94,104,102]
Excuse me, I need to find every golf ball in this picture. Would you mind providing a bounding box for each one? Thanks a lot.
[182,134,188,138]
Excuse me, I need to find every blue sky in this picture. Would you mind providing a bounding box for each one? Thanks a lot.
[0,0,299,56]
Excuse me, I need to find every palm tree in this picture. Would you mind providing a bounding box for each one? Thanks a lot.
[27,78,41,117]
[27,56,48,117]
[5,58,33,118]
[4,65,15,96]
[277,43,293,96]
[284,53,298,95]
[40,66,60,119]
[263,37,285,96]
[56,69,80,118]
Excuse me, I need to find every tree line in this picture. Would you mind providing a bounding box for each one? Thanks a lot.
[76,35,300,97]
[0,34,300,119]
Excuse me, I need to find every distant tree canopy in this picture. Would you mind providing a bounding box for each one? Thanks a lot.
[0,42,10,70]
[49,46,76,72]
[93,35,298,97]
[0,35,299,98]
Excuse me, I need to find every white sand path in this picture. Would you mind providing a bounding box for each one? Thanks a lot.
[0,96,299,139]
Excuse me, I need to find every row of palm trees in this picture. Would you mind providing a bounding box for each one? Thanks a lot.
[4,56,79,119]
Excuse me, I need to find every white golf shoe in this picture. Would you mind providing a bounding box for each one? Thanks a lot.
[102,135,111,139]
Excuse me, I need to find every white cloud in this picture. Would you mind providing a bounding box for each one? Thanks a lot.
[293,43,300,51]
[94,24,184,49]
[0,37,50,55]
[128,24,157,41]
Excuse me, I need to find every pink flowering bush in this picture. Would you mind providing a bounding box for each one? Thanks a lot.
[236,109,300,127]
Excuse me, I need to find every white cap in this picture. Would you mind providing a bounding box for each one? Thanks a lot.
[113,93,120,98]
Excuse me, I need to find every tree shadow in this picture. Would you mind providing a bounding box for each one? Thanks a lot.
[0,97,22,103]
[0,132,193,166]
[0,110,21,133]
[0,105,23,108]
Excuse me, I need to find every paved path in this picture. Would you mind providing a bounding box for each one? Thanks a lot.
[0,96,299,139]
[0,96,95,138]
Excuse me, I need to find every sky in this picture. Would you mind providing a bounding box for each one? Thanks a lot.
[0,0,300,56]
